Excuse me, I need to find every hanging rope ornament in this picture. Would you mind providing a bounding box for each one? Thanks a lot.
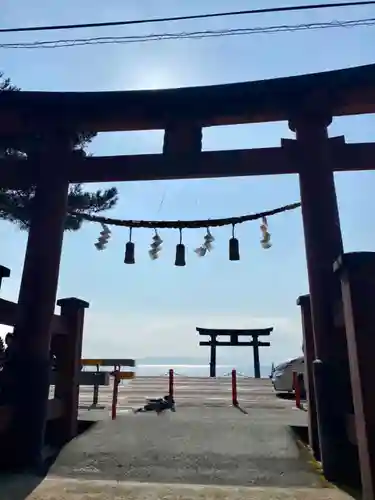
[36,200,302,264]
[175,228,186,267]
[260,216,272,249]
[124,227,135,264]
[194,228,215,257]
[94,223,111,251]
[148,230,163,260]
[229,224,240,261]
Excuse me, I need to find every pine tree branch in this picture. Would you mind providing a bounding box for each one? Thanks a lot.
[0,71,119,231]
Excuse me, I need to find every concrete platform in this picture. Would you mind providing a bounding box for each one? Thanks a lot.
[50,407,321,488]
[76,376,298,411]
[0,378,354,498]
[1,477,353,500]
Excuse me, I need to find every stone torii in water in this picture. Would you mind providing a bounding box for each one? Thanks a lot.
[196,327,273,378]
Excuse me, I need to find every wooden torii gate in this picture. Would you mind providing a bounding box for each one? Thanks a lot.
[1,63,375,493]
[197,327,272,378]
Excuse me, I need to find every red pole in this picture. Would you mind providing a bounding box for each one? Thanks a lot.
[168,368,174,399]
[231,369,238,406]
[111,368,120,420]
[293,370,301,409]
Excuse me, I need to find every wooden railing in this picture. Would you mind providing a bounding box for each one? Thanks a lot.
[0,298,68,336]
[81,358,136,380]
[0,266,90,444]
[0,398,65,433]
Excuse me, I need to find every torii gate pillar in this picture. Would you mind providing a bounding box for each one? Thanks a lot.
[290,111,355,483]
[6,134,72,469]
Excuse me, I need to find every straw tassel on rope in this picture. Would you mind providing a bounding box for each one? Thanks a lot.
[194,228,215,257]
[94,223,111,250]
[149,230,163,260]
[77,201,302,264]
[260,216,272,249]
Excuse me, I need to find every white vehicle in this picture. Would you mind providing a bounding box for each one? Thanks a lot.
[271,356,305,394]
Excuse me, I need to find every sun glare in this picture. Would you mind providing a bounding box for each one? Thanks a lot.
[127,67,186,91]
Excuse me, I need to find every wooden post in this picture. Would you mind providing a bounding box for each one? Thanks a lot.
[54,297,89,443]
[231,369,238,406]
[290,112,354,482]
[334,252,375,498]
[297,294,320,460]
[163,123,202,155]
[209,335,216,378]
[111,368,120,420]
[6,134,72,468]
[252,335,261,379]
[168,368,174,399]
[91,364,100,408]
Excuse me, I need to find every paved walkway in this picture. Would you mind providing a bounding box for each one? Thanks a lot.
[3,377,353,499]
[75,376,300,412]
[1,477,353,500]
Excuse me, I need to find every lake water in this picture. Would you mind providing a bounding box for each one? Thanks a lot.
[84,364,272,378]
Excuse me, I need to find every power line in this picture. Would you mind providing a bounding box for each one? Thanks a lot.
[1,18,373,49]
[0,1,374,34]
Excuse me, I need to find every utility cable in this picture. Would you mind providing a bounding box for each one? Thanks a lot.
[0,1,374,34]
[1,18,373,49]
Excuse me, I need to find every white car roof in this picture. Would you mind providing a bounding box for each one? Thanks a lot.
[275,356,303,370]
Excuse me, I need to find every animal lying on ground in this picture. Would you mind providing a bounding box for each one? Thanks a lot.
[133,394,175,415]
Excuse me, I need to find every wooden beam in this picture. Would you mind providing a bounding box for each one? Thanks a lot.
[335,142,375,173]
[81,358,136,367]
[0,63,374,134]
[118,371,135,380]
[0,147,293,187]
[197,327,273,336]
[0,143,374,188]
[0,159,35,188]
[0,298,67,336]
[65,142,375,183]
[50,370,110,386]
[199,341,271,347]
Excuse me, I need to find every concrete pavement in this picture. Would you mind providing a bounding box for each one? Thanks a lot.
[76,376,301,412]
[1,477,353,500]
[3,377,354,499]
[50,407,319,487]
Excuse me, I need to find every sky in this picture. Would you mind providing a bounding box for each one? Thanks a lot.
[0,0,374,368]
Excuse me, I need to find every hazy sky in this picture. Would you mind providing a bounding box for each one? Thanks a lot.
[0,0,374,367]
